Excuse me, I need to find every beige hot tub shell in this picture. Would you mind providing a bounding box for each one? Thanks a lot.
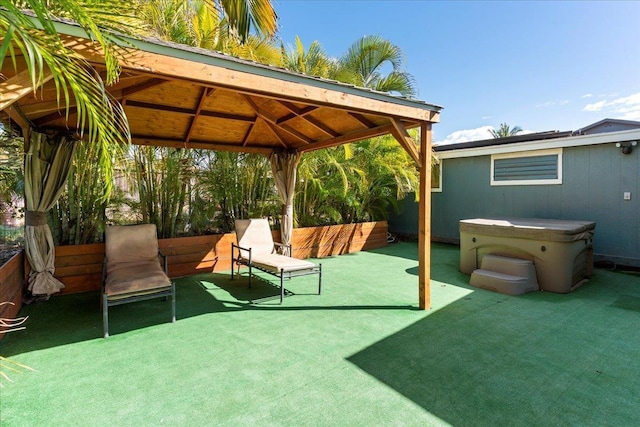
[460,218,595,293]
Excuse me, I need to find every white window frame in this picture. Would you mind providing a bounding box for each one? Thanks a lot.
[490,148,563,186]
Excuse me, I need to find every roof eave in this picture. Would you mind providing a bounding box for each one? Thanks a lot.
[42,15,442,118]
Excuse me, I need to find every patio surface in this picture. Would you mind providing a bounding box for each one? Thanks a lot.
[1,242,640,426]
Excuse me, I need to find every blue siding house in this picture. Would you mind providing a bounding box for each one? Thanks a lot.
[389,119,640,267]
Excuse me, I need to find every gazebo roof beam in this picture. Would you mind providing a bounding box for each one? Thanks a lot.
[184,87,215,143]
[131,135,272,154]
[276,101,340,138]
[390,118,421,167]
[300,123,396,153]
[0,69,53,111]
[276,104,317,124]
[243,95,313,145]
[125,100,255,122]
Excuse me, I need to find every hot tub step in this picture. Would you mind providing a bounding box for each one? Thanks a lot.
[470,269,539,295]
[480,254,538,279]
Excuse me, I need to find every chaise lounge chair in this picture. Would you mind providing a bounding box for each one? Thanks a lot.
[101,224,176,338]
[231,219,321,303]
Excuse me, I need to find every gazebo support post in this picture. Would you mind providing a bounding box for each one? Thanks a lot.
[418,123,432,310]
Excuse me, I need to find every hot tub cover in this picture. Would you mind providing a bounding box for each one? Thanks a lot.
[459,218,595,243]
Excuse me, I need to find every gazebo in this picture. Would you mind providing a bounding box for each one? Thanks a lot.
[1,18,441,309]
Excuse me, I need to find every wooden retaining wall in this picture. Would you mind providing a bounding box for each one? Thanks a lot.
[0,251,24,335]
[52,221,388,295]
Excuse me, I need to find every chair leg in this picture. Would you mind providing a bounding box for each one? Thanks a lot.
[171,282,176,323]
[318,263,322,295]
[248,264,252,288]
[230,244,235,280]
[103,293,109,338]
[280,270,284,304]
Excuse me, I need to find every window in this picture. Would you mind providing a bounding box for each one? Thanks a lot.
[431,160,442,192]
[491,148,562,186]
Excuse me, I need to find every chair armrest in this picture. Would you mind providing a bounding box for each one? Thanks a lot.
[158,251,168,274]
[231,243,252,262]
[273,242,292,257]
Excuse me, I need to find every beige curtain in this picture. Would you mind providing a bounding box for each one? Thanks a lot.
[25,131,78,296]
[270,151,301,252]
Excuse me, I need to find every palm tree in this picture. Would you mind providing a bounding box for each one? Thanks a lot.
[135,0,277,46]
[0,1,140,193]
[332,35,417,97]
[280,36,334,77]
[489,123,523,138]
[283,34,420,225]
[0,125,23,216]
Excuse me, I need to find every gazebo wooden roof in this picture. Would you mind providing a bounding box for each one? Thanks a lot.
[0,17,441,309]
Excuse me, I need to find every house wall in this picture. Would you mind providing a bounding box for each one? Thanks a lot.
[389,143,640,267]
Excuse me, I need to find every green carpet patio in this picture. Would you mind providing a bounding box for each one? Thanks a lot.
[1,242,640,426]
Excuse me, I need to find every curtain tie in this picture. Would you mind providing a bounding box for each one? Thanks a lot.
[25,210,47,226]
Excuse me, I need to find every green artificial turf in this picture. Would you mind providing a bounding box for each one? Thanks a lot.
[1,242,640,426]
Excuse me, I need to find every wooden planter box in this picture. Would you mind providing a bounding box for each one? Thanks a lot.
[0,251,24,335]
[52,221,388,295]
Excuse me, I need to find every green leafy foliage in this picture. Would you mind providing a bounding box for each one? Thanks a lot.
[489,123,523,138]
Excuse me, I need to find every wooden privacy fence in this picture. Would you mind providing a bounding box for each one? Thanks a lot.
[49,221,388,295]
[0,252,23,334]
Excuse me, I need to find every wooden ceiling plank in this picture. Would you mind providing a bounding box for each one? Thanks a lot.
[125,99,255,123]
[300,115,340,138]
[120,78,170,99]
[0,69,53,111]
[390,119,421,167]
[18,100,67,116]
[126,100,195,116]
[199,110,255,122]
[349,112,376,129]
[185,87,213,143]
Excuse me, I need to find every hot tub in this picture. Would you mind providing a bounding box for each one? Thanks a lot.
[459,218,595,293]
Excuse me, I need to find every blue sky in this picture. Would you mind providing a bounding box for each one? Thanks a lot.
[274,1,640,144]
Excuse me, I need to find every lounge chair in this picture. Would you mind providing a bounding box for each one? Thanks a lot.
[231,219,321,303]
[102,224,176,338]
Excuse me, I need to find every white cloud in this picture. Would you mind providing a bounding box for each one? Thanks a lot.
[582,93,593,98]
[435,127,536,146]
[435,126,494,145]
[536,100,569,108]
[583,100,607,112]
[583,91,640,120]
